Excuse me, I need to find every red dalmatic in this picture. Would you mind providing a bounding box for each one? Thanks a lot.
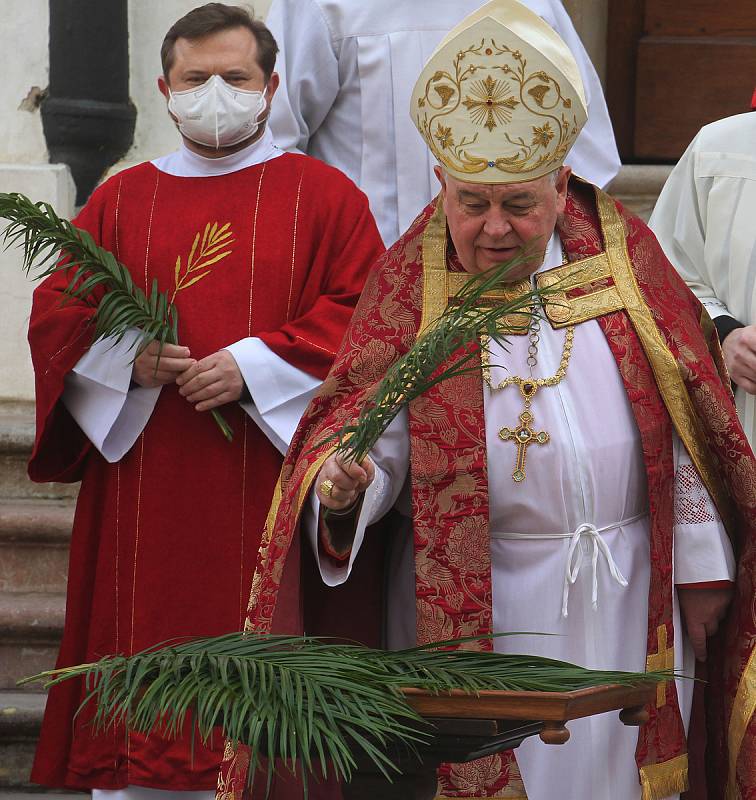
[27,154,383,791]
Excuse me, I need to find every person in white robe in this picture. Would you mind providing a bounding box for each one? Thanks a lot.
[649,110,756,445]
[308,3,736,798]
[265,0,621,246]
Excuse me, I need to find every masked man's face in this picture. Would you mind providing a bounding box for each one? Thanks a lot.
[436,166,570,278]
[165,26,268,93]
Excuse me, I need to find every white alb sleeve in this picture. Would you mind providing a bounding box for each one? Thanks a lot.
[304,407,411,586]
[265,0,341,154]
[649,137,732,319]
[224,337,321,455]
[672,433,736,584]
[62,330,161,463]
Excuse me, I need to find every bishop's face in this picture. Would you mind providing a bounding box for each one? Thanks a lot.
[436,166,570,279]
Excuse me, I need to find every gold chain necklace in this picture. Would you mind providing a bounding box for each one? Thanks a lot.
[481,313,575,483]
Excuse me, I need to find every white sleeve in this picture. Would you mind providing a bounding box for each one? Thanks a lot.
[649,137,733,319]
[540,1,621,188]
[672,433,736,584]
[62,330,161,463]
[304,407,411,586]
[224,337,321,455]
[265,0,341,153]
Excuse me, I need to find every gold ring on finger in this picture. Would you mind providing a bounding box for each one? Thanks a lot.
[320,478,335,497]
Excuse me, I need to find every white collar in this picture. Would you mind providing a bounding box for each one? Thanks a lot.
[151,126,283,177]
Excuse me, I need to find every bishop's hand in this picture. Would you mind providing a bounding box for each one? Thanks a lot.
[721,325,756,394]
[678,586,733,662]
[316,452,375,511]
[132,341,195,388]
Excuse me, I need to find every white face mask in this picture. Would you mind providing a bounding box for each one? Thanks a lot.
[168,74,268,149]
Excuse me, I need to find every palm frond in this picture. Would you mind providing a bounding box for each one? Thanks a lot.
[20,632,671,790]
[0,192,232,441]
[318,245,557,462]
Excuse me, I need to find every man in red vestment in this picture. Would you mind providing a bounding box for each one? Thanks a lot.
[218,2,756,798]
[27,4,383,799]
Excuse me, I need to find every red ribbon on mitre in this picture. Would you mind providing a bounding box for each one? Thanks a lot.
[751,87,756,110]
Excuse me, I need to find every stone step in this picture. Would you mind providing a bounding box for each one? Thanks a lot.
[0,692,45,788]
[0,404,78,501]
[0,500,73,594]
[0,594,65,692]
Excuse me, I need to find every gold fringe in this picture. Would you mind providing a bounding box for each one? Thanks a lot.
[639,754,689,800]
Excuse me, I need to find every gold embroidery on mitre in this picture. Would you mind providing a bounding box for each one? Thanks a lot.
[411,1,587,184]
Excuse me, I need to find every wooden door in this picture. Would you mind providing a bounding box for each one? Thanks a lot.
[606,1,756,161]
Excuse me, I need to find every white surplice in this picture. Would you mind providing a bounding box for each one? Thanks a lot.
[266,0,621,246]
[62,129,319,462]
[307,234,735,800]
[649,111,756,445]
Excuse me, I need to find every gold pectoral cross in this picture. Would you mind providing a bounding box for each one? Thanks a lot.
[499,409,550,483]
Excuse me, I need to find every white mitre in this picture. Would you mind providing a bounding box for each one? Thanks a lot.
[410,0,588,184]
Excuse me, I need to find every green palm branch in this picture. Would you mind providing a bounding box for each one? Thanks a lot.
[21,632,670,792]
[319,245,554,463]
[0,192,233,441]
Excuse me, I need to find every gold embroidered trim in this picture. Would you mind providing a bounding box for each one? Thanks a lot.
[535,252,624,327]
[700,305,715,343]
[645,625,675,707]
[701,306,734,397]
[244,442,341,624]
[419,198,450,334]
[726,645,756,800]
[421,201,621,335]
[639,753,689,800]
[595,188,736,533]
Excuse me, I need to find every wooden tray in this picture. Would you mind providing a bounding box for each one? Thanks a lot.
[401,683,656,744]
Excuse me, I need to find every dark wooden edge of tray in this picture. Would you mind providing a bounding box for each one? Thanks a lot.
[401,682,656,722]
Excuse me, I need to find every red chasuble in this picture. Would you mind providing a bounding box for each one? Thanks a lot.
[27,153,384,791]
[218,178,756,800]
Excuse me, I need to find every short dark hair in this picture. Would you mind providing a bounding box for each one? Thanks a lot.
[161,3,278,81]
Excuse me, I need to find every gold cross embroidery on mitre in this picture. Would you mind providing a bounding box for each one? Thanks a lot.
[646,624,675,707]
